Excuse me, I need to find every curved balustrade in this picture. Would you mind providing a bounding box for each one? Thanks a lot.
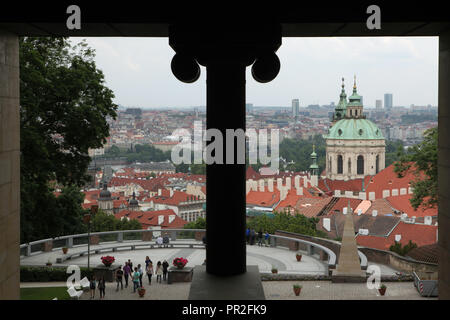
[20,229,368,273]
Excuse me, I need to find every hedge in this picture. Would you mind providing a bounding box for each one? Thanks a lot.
[20,266,95,282]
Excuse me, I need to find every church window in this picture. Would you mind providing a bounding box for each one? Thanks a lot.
[348,158,351,173]
[376,155,379,173]
[359,129,363,135]
[338,129,343,136]
[357,155,364,175]
[337,155,343,174]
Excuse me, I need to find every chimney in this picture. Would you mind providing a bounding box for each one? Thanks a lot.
[303,177,308,188]
[277,178,283,190]
[169,188,174,197]
[358,228,369,235]
[357,209,362,216]
[343,207,348,215]
[168,215,176,224]
[158,189,162,196]
[285,177,291,190]
[158,215,164,225]
[280,187,287,201]
[323,218,331,232]
[268,179,274,192]
[424,216,432,225]
[246,181,251,194]
[395,234,401,242]
[372,210,378,217]
[294,175,300,189]
[259,179,265,192]
[296,187,303,196]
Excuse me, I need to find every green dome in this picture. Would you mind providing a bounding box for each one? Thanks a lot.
[326,118,384,140]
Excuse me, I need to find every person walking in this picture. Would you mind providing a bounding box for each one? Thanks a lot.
[145,256,152,268]
[89,276,96,299]
[162,260,169,281]
[146,261,154,285]
[127,259,133,270]
[123,262,131,288]
[132,267,140,293]
[155,261,163,283]
[98,276,106,300]
[116,266,124,291]
[245,227,250,244]
[137,264,143,288]
[264,231,270,247]
[258,229,263,246]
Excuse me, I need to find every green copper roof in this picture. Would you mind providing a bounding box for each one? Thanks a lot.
[348,75,362,105]
[335,77,347,112]
[326,118,384,140]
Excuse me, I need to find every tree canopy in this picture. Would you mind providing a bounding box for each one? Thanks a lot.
[394,127,437,210]
[20,37,117,242]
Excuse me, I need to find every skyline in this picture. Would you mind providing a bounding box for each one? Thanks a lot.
[70,37,438,109]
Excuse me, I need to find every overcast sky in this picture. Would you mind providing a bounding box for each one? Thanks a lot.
[70,37,438,109]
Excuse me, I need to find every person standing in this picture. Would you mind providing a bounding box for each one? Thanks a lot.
[89,276,96,299]
[98,276,106,300]
[137,264,143,288]
[155,261,163,283]
[123,262,131,288]
[264,231,270,247]
[162,260,169,281]
[116,266,124,291]
[127,259,133,270]
[258,229,263,246]
[246,227,250,244]
[132,267,140,293]
[146,261,154,285]
[250,229,256,245]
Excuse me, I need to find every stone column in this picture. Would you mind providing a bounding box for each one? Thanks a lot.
[169,23,281,276]
[438,32,450,300]
[0,29,20,300]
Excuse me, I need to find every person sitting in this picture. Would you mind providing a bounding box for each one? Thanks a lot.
[156,235,163,247]
[162,235,170,248]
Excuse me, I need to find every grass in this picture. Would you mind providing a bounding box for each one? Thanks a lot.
[20,286,72,300]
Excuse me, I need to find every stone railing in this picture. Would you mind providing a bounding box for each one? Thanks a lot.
[20,228,205,257]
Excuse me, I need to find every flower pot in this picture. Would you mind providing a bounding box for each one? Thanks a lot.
[296,254,302,262]
[62,248,68,254]
[294,287,301,296]
[138,288,146,297]
[378,287,386,296]
[103,263,112,267]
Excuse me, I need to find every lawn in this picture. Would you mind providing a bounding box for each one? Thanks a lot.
[20,286,72,300]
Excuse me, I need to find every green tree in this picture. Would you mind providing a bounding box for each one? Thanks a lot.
[183,217,206,229]
[20,37,117,242]
[394,127,437,209]
[389,240,418,256]
[279,135,326,173]
[90,210,142,232]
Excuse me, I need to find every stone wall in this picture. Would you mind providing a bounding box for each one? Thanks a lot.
[438,32,450,300]
[0,29,20,300]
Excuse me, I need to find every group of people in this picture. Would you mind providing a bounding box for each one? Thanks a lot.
[87,256,171,299]
[246,228,270,246]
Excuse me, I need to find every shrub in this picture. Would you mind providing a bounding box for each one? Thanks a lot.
[20,266,94,282]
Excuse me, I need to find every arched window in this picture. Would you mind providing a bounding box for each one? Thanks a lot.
[357,155,364,175]
[348,158,351,174]
[376,155,379,174]
[337,155,343,174]
[329,156,332,173]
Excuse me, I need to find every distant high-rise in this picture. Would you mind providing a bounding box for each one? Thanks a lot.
[246,103,254,113]
[384,93,393,110]
[292,99,299,118]
[375,99,382,109]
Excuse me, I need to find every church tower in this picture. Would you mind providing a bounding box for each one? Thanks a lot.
[310,144,319,187]
[324,77,386,181]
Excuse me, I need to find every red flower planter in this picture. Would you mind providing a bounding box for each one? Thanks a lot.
[378,287,386,296]
[101,255,115,267]
[294,287,302,296]
[296,254,302,262]
[138,288,146,297]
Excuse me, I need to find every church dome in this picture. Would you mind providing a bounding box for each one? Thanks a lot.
[326,118,384,140]
[99,183,112,200]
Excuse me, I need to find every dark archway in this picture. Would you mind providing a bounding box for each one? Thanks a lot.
[357,155,364,175]
[337,155,343,174]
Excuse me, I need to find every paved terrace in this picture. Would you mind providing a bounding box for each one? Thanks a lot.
[21,238,400,276]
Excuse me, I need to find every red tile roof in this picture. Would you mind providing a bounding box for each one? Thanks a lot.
[356,221,438,250]
[115,209,187,229]
[246,190,280,208]
[294,197,333,218]
[386,194,437,218]
[328,197,362,215]
[149,190,201,206]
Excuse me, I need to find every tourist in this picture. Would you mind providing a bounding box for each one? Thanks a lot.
[258,229,263,246]
[163,234,170,248]
[123,262,131,288]
[264,231,270,247]
[89,276,96,299]
[162,260,169,281]
[146,261,154,285]
[132,267,140,292]
[245,227,250,244]
[98,276,106,300]
[145,256,152,268]
[250,229,256,245]
[138,264,144,287]
[156,235,163,247]
[155,261,163,283]
[127,259,133,270]
[116,266,124,291]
